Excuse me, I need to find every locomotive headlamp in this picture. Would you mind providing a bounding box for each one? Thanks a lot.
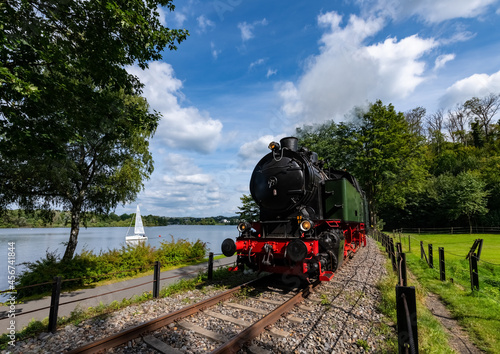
[237,221,252,233]
[268,141,280,152]
[300,220,313,232]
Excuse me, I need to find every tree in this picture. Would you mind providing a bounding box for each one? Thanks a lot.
[432,172,489,232]
[446,103,470,145]
[464,93,500,141]
[404,106,426,137]
[297,101,428,227]
[348,100,428,226]
[237,194,260,222]
[0,0,188,260]
[426,109,446,154]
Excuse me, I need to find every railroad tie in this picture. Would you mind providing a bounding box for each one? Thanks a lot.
[143,335,182,354]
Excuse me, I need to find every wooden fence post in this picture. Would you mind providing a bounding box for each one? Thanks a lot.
[153,261,161,298]
[439,247,445,281]
[428,244,433,268]
[390,239,397,272]
[469,253,479,291]
[208,252,214,280]
[396,242,402,255]
[397,253,407,287]
[48,276,62,333]
[396,285,418,354]
[408,234,411,253]
[477,239,483,261]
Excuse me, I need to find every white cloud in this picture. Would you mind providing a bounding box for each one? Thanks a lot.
[238,22,254,41]
[210,42,221,59]
[364,35,438,96]
[197,15,215,32]
[127,62,223,154]
[174,12,187,27]
[237,135,283,168]
[408,0,497,23]
[366,0,498,23]
[278,12,439,124]
[249,58,265,69]
[237,18,268,42]
[440,70,500,108]
[137,153,226,216]
[434,54,456,70]
[266,69,277,78]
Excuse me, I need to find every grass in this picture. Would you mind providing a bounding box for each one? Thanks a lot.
[382,233,500,353]
[376,252,454,354]
[0,266,259,350]
[392,232,500,264]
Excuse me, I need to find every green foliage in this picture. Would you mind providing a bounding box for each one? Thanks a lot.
[430,171,489,229]
[0,0,189,261]
[297,100,428,227]
[15,238,207,298]
[355,339,369,351]
[296,95,500,230]
[237,194,260,222]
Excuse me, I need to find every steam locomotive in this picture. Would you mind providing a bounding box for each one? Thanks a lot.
[221,137,368,282]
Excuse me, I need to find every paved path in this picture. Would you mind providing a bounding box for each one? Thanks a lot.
[1,256,237,333]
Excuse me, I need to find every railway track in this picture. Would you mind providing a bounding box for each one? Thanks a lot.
[9,237,392,353]
[67,275,321,353]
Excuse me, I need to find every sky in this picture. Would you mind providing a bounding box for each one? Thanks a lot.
[116,0,500,218]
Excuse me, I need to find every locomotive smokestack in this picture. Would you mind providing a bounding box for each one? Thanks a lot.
[280,137,298,152]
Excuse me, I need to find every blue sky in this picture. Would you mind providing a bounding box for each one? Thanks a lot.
[117,0,500,218]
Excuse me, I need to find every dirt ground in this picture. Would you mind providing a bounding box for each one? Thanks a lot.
[425,292,482,354]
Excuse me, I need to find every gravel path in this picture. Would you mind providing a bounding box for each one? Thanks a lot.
[3,237,394,353]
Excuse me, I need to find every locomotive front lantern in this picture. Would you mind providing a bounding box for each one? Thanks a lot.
[268,141,280,151]
[237,222,251,233]
[300,220,312,232]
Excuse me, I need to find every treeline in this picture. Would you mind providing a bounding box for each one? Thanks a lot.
[0,209,239,228]
[296,94,500,231]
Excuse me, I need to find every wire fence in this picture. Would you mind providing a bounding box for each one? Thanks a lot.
[1,253,234,333]
[371,228,500,352]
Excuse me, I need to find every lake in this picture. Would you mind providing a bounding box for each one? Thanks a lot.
[0,225,237,295]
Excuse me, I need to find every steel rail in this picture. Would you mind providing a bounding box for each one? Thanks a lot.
[211,279,321,354]
[66,277,266,354]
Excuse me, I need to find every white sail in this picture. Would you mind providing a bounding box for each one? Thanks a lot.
[134,205,145,235]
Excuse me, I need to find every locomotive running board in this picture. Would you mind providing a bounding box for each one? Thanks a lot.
[319,271,334,281]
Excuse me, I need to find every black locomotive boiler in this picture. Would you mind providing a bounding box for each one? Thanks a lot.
[222,137,368,281]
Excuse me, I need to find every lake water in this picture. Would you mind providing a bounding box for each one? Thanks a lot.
[0,225,237,295]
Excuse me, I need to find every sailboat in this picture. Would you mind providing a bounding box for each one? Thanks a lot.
[125,205,148,244]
